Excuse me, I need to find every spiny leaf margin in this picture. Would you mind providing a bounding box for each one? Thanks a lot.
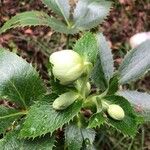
[0,48,46,108]
[104,95,140,137]
[117,90,150,122]
[0,129,55,150]
[118,40,150,84]
[0,11,78,34]
[20,99,82,139]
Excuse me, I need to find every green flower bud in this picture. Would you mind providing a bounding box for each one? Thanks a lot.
[75,78,91,96]
[85,82,91,96]
[53,91,79,110]
[50,50,84,85]
[107,104,125,120]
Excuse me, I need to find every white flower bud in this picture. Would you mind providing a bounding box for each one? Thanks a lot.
[53,91,79,110]
[130,32,150,49]
[50,50,84,85]
[107,104,125,120]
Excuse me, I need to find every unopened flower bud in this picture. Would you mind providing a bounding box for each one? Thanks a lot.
[130,32,150,49]
[53,91,79,110]
[75,78,91,96]
[107,104,125,120]
[50,50,84,85]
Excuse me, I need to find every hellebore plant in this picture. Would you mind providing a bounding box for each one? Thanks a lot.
[50,50,125,119]
[0,33,150,150]
[50,49,126,121]
[0,0,150,150]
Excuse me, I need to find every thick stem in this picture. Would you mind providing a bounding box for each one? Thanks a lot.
[81,76,89,100]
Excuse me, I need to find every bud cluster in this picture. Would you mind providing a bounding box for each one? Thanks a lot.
[49,50,125,121]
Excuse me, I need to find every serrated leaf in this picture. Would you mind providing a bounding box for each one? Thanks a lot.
[65,125,83,150]
[0,106,25,134]
[0,11,78,34]
[81,127,96,149]
[65,125,95,150]
[88,113,105,128]
[40,93,58,103]
[0,130,55,150]
[74,0,112,30]
[0,1,112,35]
[42,0,70,22]
[106,75,119,95]
[104,95,139,136]
[119,40,150,84]
[74,32,98,64]
[96,33,114,82]
[0,48,45,109]
[48,62,65,95]
[91,58,108,91]
[50,77,70,95]
[117,90,150,122]
[20,99,82,138]
[91,33,114,91]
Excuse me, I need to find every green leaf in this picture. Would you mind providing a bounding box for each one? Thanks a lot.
[88,113,105,128]
[0,130,55,150]
[65,125,83,150]
[96,33,114,83]
[42,0,70,22]
[0,48,45,109]
[91,33,114,91]
[117,90,150,122]
[65,125,95,150]
[106,75,119,95]
[0,1,112,34]
[0,11,77,34]
[50,79,70,95]
[0,105,25,134]
[40,93,58,103]
[119,40,150,84]
[49,68,70,95]
[74,0,112,30]
[20,100,82,138]
[74,32,98,64]
[104,95,139,136]
[80,127,95,149]
[91,58,108,91]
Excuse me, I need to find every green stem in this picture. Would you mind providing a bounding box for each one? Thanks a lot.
[94,97,110,112]
[84,92,110,112]
[97,90,108,99]
[128,138,134,150]
[76,115,82,128]
[101,100,110,109]
[81,76,89,100]
[83,62,93,75]
[112,136,126,150]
